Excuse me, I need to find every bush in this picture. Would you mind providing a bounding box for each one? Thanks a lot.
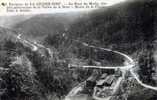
[1,55,42,100]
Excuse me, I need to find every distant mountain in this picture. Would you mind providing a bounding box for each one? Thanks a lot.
[13,13,88,39]
[0,15,33,28]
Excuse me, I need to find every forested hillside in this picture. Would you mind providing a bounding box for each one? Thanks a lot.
[0,27,93,100]
[13,13,87,39]
[65,0,157,86]
[67,0,157,53]
[0,0,157,100]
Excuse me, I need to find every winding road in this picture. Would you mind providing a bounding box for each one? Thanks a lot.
[66,39,157,100]
[16,33,53,58]
[12,33,157,98]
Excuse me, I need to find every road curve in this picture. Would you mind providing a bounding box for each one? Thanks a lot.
[66,39,157,100]
[130,69,157,91]
[15,34,157,92]
[16,34,53,58]
[17,34,38,51]
[75,40,157,91]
